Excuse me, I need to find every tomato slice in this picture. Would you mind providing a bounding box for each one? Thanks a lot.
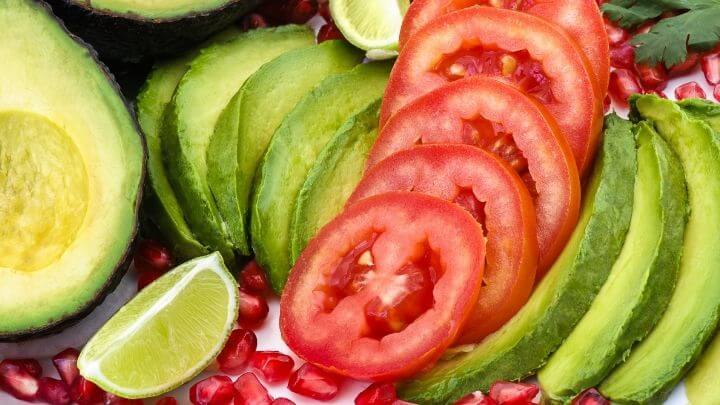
[348,145,538,343]
[370,77,579,274]
[380,6,603,174]
[399,0,609,94]
[280,192,486,381]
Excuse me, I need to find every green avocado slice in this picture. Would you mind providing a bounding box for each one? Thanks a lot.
[600,95,720,403]
[538,122,687,402]
[397,114,637,405]
[290,99,381,261]
[0,0,144,339]
[207,41,363,256]
[251,62,392,293]
[162,25,314,264]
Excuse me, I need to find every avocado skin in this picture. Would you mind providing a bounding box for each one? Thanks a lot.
[0,1,144,341]
[601,95,720,404]
[46,0,261,62]
[398,114,636,405]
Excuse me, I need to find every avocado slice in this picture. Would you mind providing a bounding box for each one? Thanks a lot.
[251,62,392,293]
[538,122,687,402]
[600,95,720,403]
[162,25,314,264]
[0,0,144,339]
[397,114,636,405]
[136,29,240,260]
[207,41,364,256]
[290,99,382,261]
[678,98,720,130]
[47,0,262,62]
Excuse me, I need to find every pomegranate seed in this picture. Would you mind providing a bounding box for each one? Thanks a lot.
[238,289,269,328]
[272,399,296,405]
[702,53,720,85]
[603,95,611,113]
[104,393,144,404]
[190,375,235,405]
[233,373,272,405]
[138,270,164,291]
[318,22,345,43]
[257,0,318,24]
[250,352,294,383]
[3,359,43,378]
[38,377,71,405]
[610,42,635,69]
[609,69,643,106]
[52,348,80,386]
[318,1,331,21]
[645,89,668,98]
[287,363,341,401]
[488,381,539,405]
[156,398,178,405]
[0,359,40,401]
[669,53,700,77]
[355,383,397,405]
[240,261,270,294]
[218,328,257,374]
[634,63,667,89]
[573,388,609,405]
[715,84,720,101]
[134,239,173,273]
[454,391,497,405]
[675,81,707,100]
[241,13,270,31]
[604,19,629,46]
[71,376,105,405]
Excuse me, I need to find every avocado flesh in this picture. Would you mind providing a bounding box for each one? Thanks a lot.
[678,98,720,131]
[0,0,143,338]
[290,99,381,261]
[539,122,687,402]
[252,62,392,293]
[600,95,720,403]
[397,115,636,405]
[71,0,235,19]
[163,25,314,264]
[207,41,363,255]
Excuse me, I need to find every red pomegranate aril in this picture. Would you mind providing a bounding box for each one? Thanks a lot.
[104,393,144,404]
[355,383,397,405]
[0,359,40,402]
[603,95,611,113]
[3,358,43,378]
[38,377,71,405]
[604,19,629,46]
[138,270,164,291]
[241,13,270,31]
[572,388,609,405]
[240,261,270,294]
[669,53,700,77]
[702,53,720,85]
[134,239,173,274]
[71,376,105,405]
[218,328,257,374]
[52,348,80,386]
[454,391,496,405]
[250,351,294,383]
[238,289,269,328]
[156,398,178,405]
[288,363,342,401]
[318,1,331,21]
[609,69,643,106]
[645,89,668,98]
[233,373,272,405]
[634,63,667,89]
[189,375,235,405]
[257,0,318,24]
[714,84,720,101]
[488,381,539,405]
[272,399,296,405]
[675,81,707,100]
[610,42,635,69]
[318,22,345,43]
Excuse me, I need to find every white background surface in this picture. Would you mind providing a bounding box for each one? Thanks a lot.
[0,68,715,405]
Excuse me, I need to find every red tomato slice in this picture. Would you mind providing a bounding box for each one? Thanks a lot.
[399,0,609,94]
[348,145,538,343]
[380,6,603,175]
[280,192,486,381]
[370,77,580,274]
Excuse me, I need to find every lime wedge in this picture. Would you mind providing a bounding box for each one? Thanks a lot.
[330,0,409,52]
[78,252,238,399]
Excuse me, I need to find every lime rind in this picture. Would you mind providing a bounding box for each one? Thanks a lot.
[330,0,409,52]
[78,252,239,399]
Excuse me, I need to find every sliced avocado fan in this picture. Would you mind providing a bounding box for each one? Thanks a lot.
[397,114,637,405]
[600,95,720,403]
[539,121,687,402]
[0,0,144,339]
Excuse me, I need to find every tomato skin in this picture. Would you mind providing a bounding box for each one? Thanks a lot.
[371,77,580,275]
[400,0,608,94]
[381,6,603,175]
[349,145,538,343]
[280,193,486,381]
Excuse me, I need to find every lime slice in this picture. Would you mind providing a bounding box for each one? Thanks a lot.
[330,0,409,52]
[78,252,239,399]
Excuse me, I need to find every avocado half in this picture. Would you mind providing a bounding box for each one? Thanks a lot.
[46,0,263,62]
[0,0,144,340]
